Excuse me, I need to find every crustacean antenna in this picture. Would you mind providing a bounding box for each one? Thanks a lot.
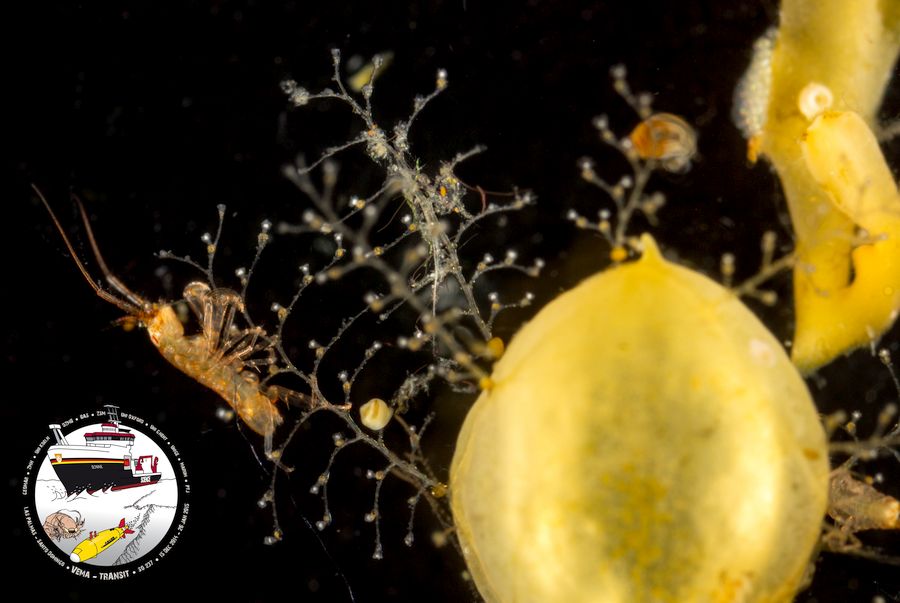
[71,192,148,310]
[32,183,144,315]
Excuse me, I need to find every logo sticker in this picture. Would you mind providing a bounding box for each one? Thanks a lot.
[22,405,189,580]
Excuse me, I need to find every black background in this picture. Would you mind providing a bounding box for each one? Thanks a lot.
[8,1,900,601]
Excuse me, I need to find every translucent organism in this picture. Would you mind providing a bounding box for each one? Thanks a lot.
[627,112,697,173]
[260,50,544,553]
[451,234,829,603]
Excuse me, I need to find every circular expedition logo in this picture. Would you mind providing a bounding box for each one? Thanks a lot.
[22,405,189,580]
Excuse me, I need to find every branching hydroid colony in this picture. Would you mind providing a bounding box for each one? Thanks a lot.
[154,50,542,557]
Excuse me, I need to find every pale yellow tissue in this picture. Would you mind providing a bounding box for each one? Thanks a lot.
[450,235,829,603]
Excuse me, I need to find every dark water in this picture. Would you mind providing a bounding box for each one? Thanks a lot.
[8,1,900,601]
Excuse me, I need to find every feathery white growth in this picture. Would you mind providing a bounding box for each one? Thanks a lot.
[732,27,776,141]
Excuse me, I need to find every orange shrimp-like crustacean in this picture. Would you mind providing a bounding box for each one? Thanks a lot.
[35,185,307,457]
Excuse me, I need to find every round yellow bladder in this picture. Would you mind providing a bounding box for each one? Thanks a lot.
[450,235,829,603]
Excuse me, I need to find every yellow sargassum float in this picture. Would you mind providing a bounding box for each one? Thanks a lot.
[451,236,829,603]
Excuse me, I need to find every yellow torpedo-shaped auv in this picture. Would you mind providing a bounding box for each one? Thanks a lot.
[70,518,134,563]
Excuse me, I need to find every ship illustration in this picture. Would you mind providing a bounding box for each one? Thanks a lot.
[47,405,162,495]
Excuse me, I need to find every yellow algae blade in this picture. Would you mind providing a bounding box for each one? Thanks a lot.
[753,0,900,370]
[450,235,829,603]
[792,110,900,370]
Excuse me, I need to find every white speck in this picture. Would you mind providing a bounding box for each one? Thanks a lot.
[748,338,776,367]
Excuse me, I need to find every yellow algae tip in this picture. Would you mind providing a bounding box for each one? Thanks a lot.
[450,234,828,603]
[791,109,900,371]
[747,0,900,371]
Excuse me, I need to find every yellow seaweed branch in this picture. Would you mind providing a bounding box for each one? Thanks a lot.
[755,0,900,371]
